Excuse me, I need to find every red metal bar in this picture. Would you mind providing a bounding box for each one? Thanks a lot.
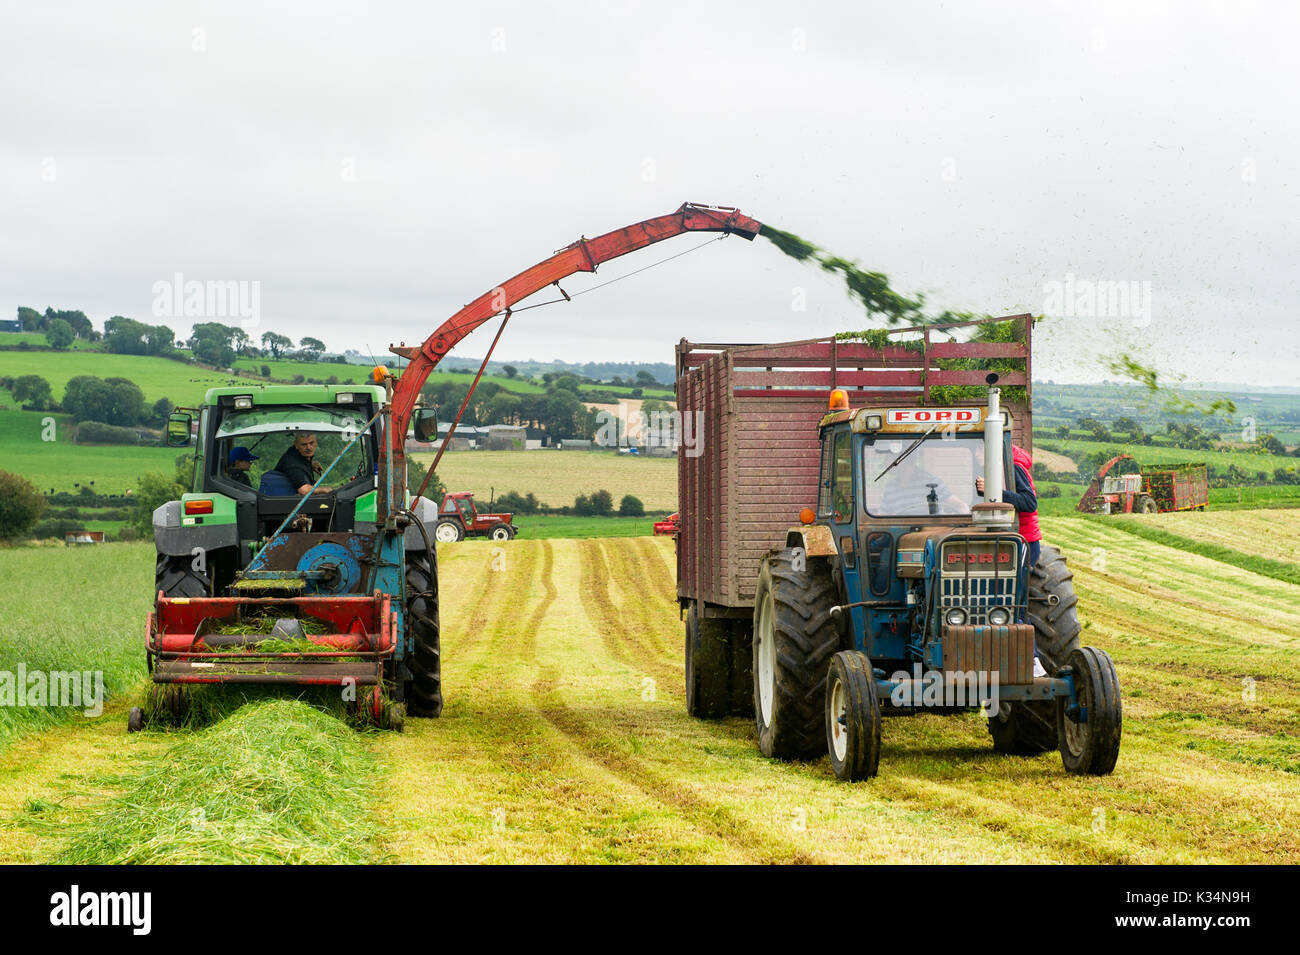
[379,203,762,513]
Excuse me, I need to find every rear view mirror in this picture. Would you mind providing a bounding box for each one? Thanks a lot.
[414,407,439,442]
[166,412,193,447]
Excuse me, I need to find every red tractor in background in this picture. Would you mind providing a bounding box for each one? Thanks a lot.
[1077,454,1208,514]
[434,491,518,542]
[654,512,680,536]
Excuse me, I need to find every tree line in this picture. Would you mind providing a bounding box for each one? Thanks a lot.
[10,307,337,367]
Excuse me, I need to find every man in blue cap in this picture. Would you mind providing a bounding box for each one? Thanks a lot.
[226,446,258,488]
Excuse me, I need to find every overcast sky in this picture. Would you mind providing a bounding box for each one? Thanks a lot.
[2,0,1297,386]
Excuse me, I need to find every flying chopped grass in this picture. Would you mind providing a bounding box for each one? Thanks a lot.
[1104,352,1237,417]
[759,223,1029,403]
[759,225,925,325]
[53,700,383,864]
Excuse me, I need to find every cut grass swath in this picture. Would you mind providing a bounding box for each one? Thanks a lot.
[1082,514,1300,586]
[49,700,383,864]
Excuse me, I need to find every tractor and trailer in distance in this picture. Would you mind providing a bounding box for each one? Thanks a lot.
[1076,454,1208,514]
[676,317,1123,779]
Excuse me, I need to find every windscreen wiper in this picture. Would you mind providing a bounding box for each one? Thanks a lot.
[873,424,938,483]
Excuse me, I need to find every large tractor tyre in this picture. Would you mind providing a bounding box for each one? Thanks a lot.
[825,651,882,781]
[433,519,464,544]
[988,699,1057,756]
[1058,647,1122,775]
[685,603,730,718]
[752,550,840,761]
[489,524,516,542]
[1136,494,1158,514]
[1026,544,1082,671]
[988,543,1081,755]
[403,548,443,718]
[728,622,755,718]
[154,553,211,598]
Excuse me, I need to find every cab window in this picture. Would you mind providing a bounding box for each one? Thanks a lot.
[831,430,853,520]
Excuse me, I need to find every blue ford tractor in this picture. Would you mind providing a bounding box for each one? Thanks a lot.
[754,385,1122,779]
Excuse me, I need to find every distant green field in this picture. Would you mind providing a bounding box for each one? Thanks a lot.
[425,368,547,394]
[0,410,177,494]
[511,515,660,539]
[232,358,377,386]
[0,349,260,406]
[1037,436,1296,476]
[0,333,100,351]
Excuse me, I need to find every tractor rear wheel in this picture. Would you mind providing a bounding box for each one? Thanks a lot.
[987,543,1080,755]
[685,602,730,718]
[403,548,442,718]
[752,550,840,760]
[154,553,211,598]
[826,651,881,780]
[434,519,464,543]
[1058,647,1122,774]
[1137,494,1158,514]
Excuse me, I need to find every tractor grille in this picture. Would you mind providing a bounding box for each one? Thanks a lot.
[939,538,1019,626]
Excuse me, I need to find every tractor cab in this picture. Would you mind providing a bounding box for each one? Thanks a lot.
[160,386,392,589]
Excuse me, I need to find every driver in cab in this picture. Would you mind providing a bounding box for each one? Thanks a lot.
[879,456,967,515]
[275,431,331,496]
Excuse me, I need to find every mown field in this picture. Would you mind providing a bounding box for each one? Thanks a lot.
[418,449,678,512]
[1,510,1297,864]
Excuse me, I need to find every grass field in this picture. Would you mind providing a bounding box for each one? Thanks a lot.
[1107,510,1300,570]
[421,449,678,511]
[514,515,664,538]
[1038,436,1297,477]
[1,513,1299,863]
[0,409,177,494]
[0,349,262,407]
[0,334,100,351]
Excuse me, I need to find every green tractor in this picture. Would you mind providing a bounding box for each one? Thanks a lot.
[142,384,443,729]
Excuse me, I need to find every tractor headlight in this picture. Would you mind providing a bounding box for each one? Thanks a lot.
[233,395,253,409]
[336,393,355,404]
[945,608,967,626]
[988,606,1011,626]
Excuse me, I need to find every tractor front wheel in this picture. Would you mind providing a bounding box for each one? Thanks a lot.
[404,548,443,717]
[988,700,1057,755]
[825,651,881,780]
[434,520,464,543]
[1058,647,1122,775]
[752,550,839,760]
[489,524,515,542]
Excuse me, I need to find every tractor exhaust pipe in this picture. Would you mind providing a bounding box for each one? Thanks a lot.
[984,386,1003,502]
